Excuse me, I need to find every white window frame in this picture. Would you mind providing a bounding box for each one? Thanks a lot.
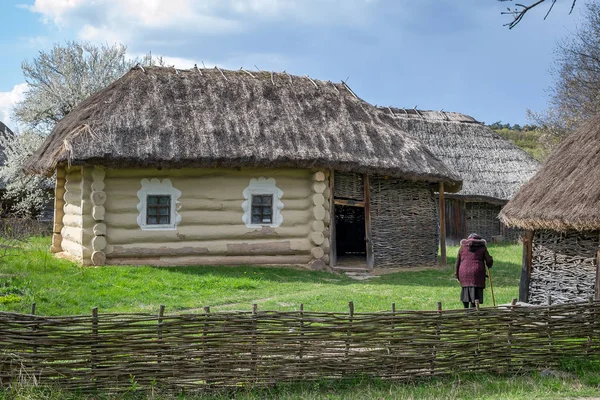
[137,178,182,231]
[242,177,284,228]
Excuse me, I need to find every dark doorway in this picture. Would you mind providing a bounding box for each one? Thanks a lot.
[335,204,366,265]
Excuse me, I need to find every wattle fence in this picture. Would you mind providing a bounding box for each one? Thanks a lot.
[1,300,599,393]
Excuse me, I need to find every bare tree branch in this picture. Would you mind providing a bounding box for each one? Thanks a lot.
[499,0,577,28]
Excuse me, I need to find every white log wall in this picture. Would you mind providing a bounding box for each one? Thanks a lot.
[95,167,324,267]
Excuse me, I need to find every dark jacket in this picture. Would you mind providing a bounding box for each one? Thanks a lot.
[455,238,493,288]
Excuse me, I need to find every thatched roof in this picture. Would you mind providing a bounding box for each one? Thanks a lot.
[379,107,540,203]
[24,66,461,192]
[500,114,600,231]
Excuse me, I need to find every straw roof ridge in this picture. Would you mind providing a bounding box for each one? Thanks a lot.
[24,66,461,191]
[500,114,600,231]
[378,106,540,201]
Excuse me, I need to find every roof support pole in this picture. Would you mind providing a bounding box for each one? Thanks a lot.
[519,230,534,303]
[329,170,336,269]
[439,182,447,267]
[363,174,374,270]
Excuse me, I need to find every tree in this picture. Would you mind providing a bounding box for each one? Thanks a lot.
[525,2,600,156]
[0,130,52,218]
[3,41,162,217]
[14,42,138,133]
[500,0,578,28]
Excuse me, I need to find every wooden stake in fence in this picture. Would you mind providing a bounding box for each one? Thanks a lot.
[431,302,442,375]
[202,306,212,385]
[507,298,517,373]
[157,305,165,364]
[91,307,98,373]
[251,303,258,380]
[346,301,354,359]
[390,303,396,355]
[299,303,305,360]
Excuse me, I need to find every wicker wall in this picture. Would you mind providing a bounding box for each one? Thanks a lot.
[334,172,364,201]
[370,177,438,268]
[528,230,599,305]
[465,202,501,241]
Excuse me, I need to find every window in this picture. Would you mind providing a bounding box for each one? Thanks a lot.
[251,195,273,224]
[137,178,182,231]
[242,177,284,228]
[146,195,171,225]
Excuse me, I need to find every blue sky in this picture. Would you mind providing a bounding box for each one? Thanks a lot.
[0,0,582,131]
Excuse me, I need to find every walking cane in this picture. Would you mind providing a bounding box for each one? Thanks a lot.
[487,267,496,306]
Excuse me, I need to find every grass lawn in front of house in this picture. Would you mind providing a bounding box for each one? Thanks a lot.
[0,237,521,316]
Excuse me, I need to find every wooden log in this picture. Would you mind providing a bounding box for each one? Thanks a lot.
[93,223,107,236]
[312,220,325,233]
[51,233,62,253]
[62,214,83,229]
[333,199,364,207]
[364,174,374,269]
[312,182,326,194]
[61,226,82,244]
[91,251,106,266]
[311,247,325,259]
[92,206,105,221]
[92,236,107,251]
[63,203,82,216]
[106,225,311,244]
[106,254,313,266]
[314,171,325,182]
[90,191,107,206]
[439,182,446,267]
[61,238,83,258]
[313,206,326,221]
[312,193,325,206]
[310,232,325,245]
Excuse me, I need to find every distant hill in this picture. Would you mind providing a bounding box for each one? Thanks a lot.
[487,122,544,162]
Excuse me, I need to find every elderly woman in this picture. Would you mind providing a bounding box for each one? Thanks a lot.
[454,233,494,308]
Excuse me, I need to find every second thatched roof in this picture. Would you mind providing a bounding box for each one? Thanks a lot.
[24,66,461,191]
[379,107,540,203]
[500,114,600,231]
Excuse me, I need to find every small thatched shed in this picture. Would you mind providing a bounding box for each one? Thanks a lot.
[500,115,600,304]
[379,108,540,244]
[25,66,461,269]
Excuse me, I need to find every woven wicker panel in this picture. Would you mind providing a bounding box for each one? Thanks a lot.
[370,176,438,268]
[501,224,524,242]
[335,172,364,201]
[465,202,501,241]
[529,230,599,305]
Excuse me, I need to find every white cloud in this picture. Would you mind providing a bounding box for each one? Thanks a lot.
[0,83,28,132]
[27,0,377,43]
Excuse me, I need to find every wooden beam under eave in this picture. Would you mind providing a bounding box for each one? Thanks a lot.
[439,182,447,267]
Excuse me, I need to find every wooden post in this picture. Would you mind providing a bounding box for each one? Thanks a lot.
[346,301,354,359]
[251,303,258,380]
[431,301,442,375]
[31,303,37,358]
[157,304,165,364]
[329,170,337,268]
[363,174,374,270]
[519,231,534,303]
[507,298,517,373]
[299,303,304,359]
[91,307,98,374]
[203,306,211,384]
[595,247,600,301]
[439,182,447,267]
[390,302,396,355]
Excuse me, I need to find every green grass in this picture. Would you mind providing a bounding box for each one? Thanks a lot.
[0,237,521,316]
[2,239,600,399]
[2,370,600,399]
